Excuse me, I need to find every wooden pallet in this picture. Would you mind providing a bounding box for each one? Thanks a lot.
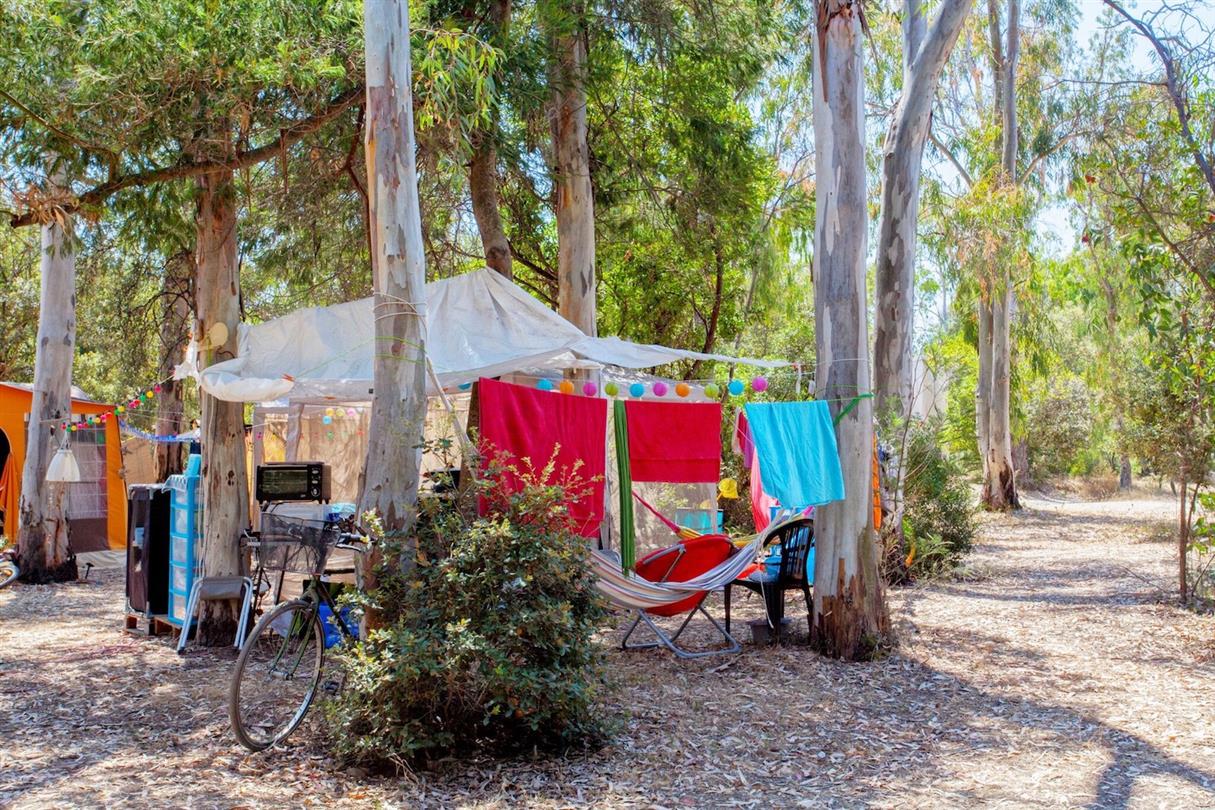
[124,612,178,638]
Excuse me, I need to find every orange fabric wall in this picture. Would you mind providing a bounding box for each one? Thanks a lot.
[0,384,126,550]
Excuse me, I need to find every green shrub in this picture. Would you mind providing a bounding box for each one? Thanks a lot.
[326,459,613,769]
[903,422,978,578]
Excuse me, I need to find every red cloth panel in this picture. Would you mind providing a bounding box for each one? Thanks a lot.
[478,378,608,537]
[624,400,722,483]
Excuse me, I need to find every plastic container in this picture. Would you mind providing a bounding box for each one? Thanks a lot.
[165,453,203,627]
[764,545,783,579]
[318,603,358,649]
[674,507,723,534]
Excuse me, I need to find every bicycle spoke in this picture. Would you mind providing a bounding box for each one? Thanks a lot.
[230,600,324,751]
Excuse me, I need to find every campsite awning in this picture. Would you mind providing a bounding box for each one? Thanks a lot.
[188,269,787,403]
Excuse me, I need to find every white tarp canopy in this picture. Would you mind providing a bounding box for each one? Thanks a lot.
[193,268,786,403]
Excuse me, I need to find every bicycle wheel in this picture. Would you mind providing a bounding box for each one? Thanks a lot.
[0,559,18,590]
[229,598,325,751]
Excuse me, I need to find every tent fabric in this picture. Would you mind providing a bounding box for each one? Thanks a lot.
[195,269,788,403]
[624,400,722,483]
[0,382,126,552]
[478,378,608,538]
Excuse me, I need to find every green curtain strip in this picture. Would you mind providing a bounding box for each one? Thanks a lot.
[613,400,635,573]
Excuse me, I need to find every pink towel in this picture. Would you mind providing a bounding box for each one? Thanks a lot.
[624,400,722,483]
[478,378,608,538]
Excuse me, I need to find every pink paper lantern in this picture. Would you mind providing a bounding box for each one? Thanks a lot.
[751,376,769,393]
[582,381,598,396]
[652,381,669,397]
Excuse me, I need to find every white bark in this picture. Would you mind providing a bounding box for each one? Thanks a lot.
[17,168,78,583]
[980,0,1020,510]
[810,0,889,659]
[873,0,973,564]
[359,0,428,571]
[873,0,973,428]
[549,3,596,336]
[196,166,249,644]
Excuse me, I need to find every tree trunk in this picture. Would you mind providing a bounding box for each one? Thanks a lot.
[985,278,1020,509]
[810,0,890,660]
[16,170,78,584]
[548,2,596,336]
[976,297,993,473]
[195,165,249,645]
[468,0,513,279]
[359,0,429,618]
[1119,453,1132,489]
[1178,461,1188,604]
[979,0,1020,511]
[155,251,193,481]
[469,139,512,278]
[872,0,973,553]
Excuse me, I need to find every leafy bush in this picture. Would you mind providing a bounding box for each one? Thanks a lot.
[903,422,978,578]
[326,459,613,769]
[1023,379,1097,480]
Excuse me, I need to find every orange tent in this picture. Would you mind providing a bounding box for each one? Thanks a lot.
[0,382,126,552]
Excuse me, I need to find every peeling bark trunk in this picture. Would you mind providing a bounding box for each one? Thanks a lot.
[155,251,194,481]
[872,0,973,552]
[195,164,248,645]
[17,168,78,584]
[810,0,890,660]
[548,2,596,336]
[359,0,429,622]
[979,0,1020,511]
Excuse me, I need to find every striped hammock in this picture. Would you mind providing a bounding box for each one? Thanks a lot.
[590,514,796,610]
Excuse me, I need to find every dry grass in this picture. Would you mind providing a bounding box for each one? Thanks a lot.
[2,493,1214,808]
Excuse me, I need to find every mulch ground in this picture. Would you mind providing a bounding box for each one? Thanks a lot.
[2,490,1213,808]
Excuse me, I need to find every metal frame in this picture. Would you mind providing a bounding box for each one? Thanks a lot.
[621,600,741,659]
[621,542,741,659]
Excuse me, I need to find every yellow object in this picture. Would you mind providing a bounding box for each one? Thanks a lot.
[718,477,739,499]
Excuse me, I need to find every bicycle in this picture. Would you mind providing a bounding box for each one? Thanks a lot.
[0,541,18,590]
[228,513,370,751]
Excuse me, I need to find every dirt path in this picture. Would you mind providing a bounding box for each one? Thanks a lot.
[1,492,1213,808]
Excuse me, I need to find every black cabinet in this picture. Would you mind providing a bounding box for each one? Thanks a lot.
[126,485,170,615]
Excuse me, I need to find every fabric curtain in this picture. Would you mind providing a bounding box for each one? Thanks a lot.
[623,400,722,483]
[478,378,608,538]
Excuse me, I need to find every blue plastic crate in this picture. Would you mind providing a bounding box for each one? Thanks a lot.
[165,454,203,627]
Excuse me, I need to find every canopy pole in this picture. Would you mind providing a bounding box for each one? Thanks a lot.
[426,358,479,481]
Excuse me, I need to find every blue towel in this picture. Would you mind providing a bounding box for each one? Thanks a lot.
[744,401,845,508]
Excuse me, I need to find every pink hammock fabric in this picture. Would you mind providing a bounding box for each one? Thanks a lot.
[478,378,608,538]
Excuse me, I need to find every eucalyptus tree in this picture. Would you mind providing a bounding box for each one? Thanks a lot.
[1,0,365,617]
[810,0,890,659]
[871,0,974,545]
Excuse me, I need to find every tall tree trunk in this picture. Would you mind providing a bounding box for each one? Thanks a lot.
[155,250,193,481]
[469,139,512,277]
[810,0,890,660]
[468,0,513,279]
[17,169,78,584]
[359,0,429,615]
[976,298,993,479]
[872,0,973,558]
[195,165,249,645]
[548,1,596,335]
[979,0,1020,511]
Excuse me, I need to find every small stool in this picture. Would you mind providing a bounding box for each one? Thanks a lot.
[177,575,255,654]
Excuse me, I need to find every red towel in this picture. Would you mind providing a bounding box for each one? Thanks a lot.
[624,400,722,483]
[478,378,608,538]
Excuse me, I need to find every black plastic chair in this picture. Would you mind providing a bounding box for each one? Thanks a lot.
[724,517,814,643]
